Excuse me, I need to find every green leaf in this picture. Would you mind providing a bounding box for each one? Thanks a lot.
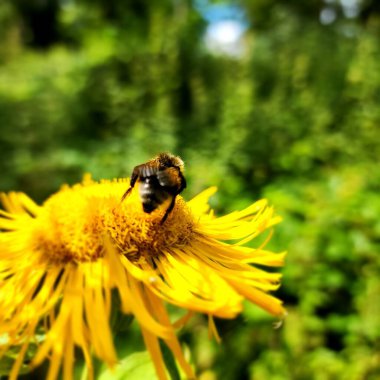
[98,352,158,380]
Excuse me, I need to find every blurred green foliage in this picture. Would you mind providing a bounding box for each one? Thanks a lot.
[0,0,380,379]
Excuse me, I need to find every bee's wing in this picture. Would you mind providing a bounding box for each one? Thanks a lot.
[131,162,159,179]
[157,167,181,188]
[140,164,159,178]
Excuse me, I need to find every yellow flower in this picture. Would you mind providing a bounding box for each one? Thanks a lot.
[0,175,286,380]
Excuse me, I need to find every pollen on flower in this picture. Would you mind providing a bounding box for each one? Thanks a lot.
[34,177,196,264]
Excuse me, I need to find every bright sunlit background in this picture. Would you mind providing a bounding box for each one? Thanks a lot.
[0,0,380,379]
[199,2,248,56]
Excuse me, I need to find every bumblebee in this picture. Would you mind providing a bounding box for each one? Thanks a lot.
[121,153,186,224]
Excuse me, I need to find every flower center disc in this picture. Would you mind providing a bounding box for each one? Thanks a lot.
[35,179,195,264]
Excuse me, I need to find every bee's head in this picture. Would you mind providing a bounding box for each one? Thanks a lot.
[157,152,185,172]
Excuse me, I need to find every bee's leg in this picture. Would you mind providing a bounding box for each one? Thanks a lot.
[120,187,132,202]
[160,196,176,224]
[121,168,139,202]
